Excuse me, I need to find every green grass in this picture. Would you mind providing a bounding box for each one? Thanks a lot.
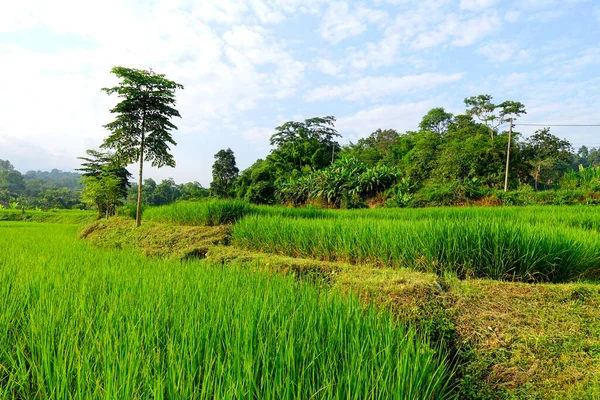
[143,199,252,225]
[0,222,453,399]
[233,214,600,282]
[0,209,96,224]
[142,200,332,226]
[143,200,600,234]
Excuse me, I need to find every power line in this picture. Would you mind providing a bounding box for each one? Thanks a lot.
[514,123,600,127]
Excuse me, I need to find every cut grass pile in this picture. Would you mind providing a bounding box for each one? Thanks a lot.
[233,215,600,282]
[79,217,229,259]
[0,222,453,399]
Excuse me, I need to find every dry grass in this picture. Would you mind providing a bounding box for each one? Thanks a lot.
[80,217,230,259]
[449,280,600,399]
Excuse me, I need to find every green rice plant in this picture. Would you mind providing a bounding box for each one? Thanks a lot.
[0,209,96,224]
[116,202,140,219]
[0,222,454,399]
[233,215,600,282]
[144,199,252,225]
[253,204,334,219]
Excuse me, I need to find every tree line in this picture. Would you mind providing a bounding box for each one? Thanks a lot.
[212,95,599,207]
[0,158,208,212]
[6,67,600,221]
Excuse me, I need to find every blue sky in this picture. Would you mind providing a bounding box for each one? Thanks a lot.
[1,0,599,186]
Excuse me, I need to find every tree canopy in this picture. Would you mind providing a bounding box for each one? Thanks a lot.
[210,148,239,198]
[101,66,183,226]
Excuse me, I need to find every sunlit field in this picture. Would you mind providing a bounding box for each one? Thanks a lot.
[142,201,600,282]
[0,222,453,399]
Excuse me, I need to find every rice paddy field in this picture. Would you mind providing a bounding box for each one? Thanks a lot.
[145,201,600,283]
[0,221,452,399]
[3,202,600,399]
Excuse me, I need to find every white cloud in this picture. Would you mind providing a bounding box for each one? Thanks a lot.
[315,59,342,76]
[452,13,501,46]
[337,100,439,141]
[477,42,514,61]
[350,4,504,70]
[503,73,529,87]
[0,0,311,183]
[505,10,521,22]
[240,127,274,144]
[319,2,387,44]
[305,73,464,102]
[460,0,499,12]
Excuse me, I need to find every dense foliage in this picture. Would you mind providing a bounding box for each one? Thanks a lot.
[0,160,83,209]
[209,148,239,198]
[231,94,599,207]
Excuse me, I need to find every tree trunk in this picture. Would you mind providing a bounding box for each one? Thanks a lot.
[534,163,540,191]
[136,132,145,227]
[504,119,513,192]
[106,199,110,220]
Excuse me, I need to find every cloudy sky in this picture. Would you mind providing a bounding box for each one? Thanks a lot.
[1,0,599,185]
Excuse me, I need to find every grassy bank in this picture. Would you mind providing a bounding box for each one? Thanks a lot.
[0,222,453,399]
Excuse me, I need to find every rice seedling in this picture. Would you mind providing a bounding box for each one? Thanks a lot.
[233,215,600,282]
[143,199,600,236]
[143,199,252,225]
[0,208,96,224]
[0,222,454,399]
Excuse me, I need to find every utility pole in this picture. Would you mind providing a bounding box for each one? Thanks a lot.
[504,118,514,192]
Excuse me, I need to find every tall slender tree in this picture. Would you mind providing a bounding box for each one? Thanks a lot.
[210,148,239,198]
[100,67,184,226]
[464,94,526,145]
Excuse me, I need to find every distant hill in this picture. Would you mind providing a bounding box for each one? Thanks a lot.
[23,169,82,190]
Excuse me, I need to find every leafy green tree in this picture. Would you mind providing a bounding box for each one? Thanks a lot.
[80,167,123,219]
[152,178,180,205]
[137,178,157,204]
[179,182,209,201]
[77,149,131,215]
[464,94,526,144]
[236,159,277,204]
[419,108,454,135]
[572,146,600,169]
[523,128,572,190]
[0,159,14,171]
[210,148,239,198]
[101,66,184,227]
[395,130,443,186]
[269,116,341,178]
[340,129,400,165]
[0,170,25,197]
